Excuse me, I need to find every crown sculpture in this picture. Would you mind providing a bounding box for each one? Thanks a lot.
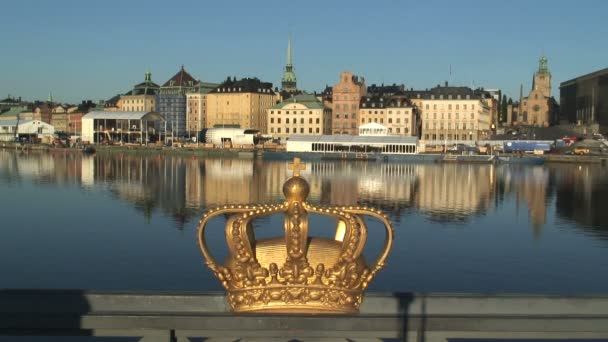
[197,158,394,314]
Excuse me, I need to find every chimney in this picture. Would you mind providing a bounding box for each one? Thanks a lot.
[445,81,448,87]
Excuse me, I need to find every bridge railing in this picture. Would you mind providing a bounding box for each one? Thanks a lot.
[2,290,608,342]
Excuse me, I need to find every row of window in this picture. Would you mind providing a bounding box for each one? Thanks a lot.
[362,118,410,125]
[425,122,476,130]
[334,104,358,110]
[425,113,476,120]
[270,118,321,124]
[270,110,315,115]
[425,103,475,110]
[424,134,475,141]
[270,127,321,134]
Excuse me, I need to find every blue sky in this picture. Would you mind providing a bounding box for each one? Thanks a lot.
[1,0,607,103]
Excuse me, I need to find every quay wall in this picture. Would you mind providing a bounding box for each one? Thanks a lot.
[1,291,608,341]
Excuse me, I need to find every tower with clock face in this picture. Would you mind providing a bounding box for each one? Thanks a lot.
[532,55,551,98]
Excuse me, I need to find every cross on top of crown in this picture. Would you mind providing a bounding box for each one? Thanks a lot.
[288,157,306,177]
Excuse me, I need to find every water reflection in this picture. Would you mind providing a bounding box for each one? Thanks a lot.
[0,149,607,238]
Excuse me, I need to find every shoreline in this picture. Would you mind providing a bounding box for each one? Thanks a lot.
[2,143,607,164]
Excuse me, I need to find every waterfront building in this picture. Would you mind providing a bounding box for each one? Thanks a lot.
[103,95,122,112]
[199,128,263,147]
[405,84,492,142]
[205,77,277,132]
[331,71,367,135]
[67,112,84,137]
[0,120,54,142]
[0,106,30,121]
[359,91,419,136]
[185,82,219,137]
[512,56,558,127]
[560,67,608,133]
[81,111,164,144]
[267,93,331,140]
[120,72,160,112]
[157,66,198,138]
[280,34,298,95]
[50,113,68,133]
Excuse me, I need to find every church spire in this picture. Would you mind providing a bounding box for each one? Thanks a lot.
[287,33,293,66]
[281,33,297,93]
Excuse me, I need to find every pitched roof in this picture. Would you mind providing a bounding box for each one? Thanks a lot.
[83,111,164,121]
[210,77,274,94]
[162,66,197,88]
[272,93,326,110]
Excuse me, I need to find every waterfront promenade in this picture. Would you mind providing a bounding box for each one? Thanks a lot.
[2,142,607,164]
[2,291,608,341]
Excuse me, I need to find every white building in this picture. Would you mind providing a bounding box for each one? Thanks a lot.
[81,111,164,144]
[199,128,263,147]
[0,120,54,142]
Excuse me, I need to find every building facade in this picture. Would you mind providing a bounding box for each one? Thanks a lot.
[405,85,492,142]
[514,56,558,126]
[267,93,331,140]
[185,82,219,137]
[120,72,160,112]
[359,91,418,136]
[560,67,608,133]
[157,66,197,138]
[206,77,277,132]
[331,71,367,135]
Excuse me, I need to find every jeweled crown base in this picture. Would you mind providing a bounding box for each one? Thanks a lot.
[228,286,362,314]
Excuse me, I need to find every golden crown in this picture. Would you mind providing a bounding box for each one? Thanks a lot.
[197,158,394,314]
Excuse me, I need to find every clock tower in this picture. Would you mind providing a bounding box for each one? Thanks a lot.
[532,55,551,98]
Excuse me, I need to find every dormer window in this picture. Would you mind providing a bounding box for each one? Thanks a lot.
[440,95,444,99]
[457,94,461,99]
[431,95,435,99]
[466,95,470,99]
[448,95,452,99]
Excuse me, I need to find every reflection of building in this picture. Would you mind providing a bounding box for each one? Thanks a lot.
[415,164,494,221]
[560,67,608,133]
[206,77,277,133]
[554,164,608,231]
[331,72,367,135]
[267,94,331,139]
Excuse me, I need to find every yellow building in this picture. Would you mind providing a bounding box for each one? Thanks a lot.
[359,91,419,136]
[119,72,160,112]
[267,93,331,140]
[185,82,219,136]
[206,77,278,132]
[406,85,492,142]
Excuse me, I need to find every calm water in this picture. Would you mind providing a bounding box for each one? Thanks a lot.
[0,149,607,294]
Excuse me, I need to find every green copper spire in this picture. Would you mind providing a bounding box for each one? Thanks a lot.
[538,55,549,74]
[281,33,297,93]
[145,71,152,82]
[47,92,53,103]
[287,33,292,66]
